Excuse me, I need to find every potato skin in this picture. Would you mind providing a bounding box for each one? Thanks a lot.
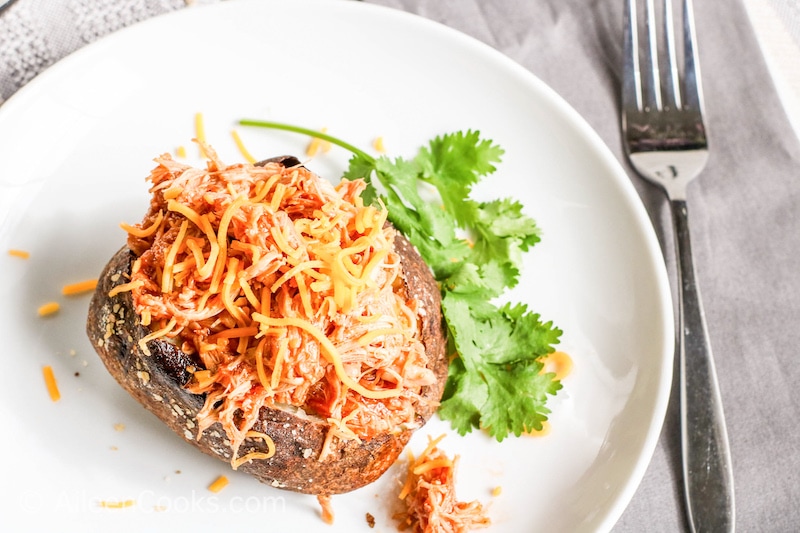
[86,230,447,495]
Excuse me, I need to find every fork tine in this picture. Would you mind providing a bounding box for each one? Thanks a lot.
[662,0,682,109]
[644,0,663,111]
[622,0,643,112]
[682,0,705,112]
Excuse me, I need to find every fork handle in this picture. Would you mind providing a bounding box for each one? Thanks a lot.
[671,199,735,533]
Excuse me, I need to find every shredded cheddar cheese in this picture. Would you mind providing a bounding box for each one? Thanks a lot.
[38,302,60,316]
[108,280,144,298]
[231,129,257,164]
[42,365,61,402]
[194,112,207,157]
[8,248,30,259]
[231,430,277,470]
[208,475,229,493]
[121,210,164,238]
[62,279,99,296]
[305,127,332,156]
[118,143,435,465]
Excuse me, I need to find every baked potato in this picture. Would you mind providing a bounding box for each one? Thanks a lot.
[86,152,448,495]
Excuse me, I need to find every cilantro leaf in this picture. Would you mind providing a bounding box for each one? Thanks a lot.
[416,131,504,227]
[373,156,455,245]
[479,359,561,440]
[343,153,379,204]
[440,292,562,439]
[469,199,541,291]
[437,356,487,435]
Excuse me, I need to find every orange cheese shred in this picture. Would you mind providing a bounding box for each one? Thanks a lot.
[231,129,257,164]
[192,369,214,389]
[231,430,277,470]
[38,302,60,317]
[269,260,326,293]
[194,112,207,157]
[270,337,289,391]
[252,337,271,391]
[357,327,403,347]
[120,209,164,238]
[8,248,30,259]
[162,219,189,294]
[42,365,61,402]
[306,127,331,157]
[212,326,259,340]
[138,318,177,355]
[62,279,99,296]
[108,279,145,298]
[207,475,229,493]
[412,457,453,476]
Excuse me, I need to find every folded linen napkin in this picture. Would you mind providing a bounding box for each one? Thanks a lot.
[2,0,799,530]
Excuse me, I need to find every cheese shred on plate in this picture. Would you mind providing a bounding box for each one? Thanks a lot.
[62,279,99,296]
[396,434,490,532]
[38,302,60,317]
[42,365,61,402]
[8,248,30,259]
[208,475,229,493]
[118,143,436,464]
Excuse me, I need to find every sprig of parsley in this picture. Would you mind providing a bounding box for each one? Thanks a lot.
[239,120,563,441]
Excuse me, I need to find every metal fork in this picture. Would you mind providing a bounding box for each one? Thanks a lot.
[621,0,735,531]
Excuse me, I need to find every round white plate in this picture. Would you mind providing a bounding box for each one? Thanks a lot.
[0,1,673,531]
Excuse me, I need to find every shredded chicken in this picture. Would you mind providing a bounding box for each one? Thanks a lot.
[396,435,490,533]
[120,144,436,462]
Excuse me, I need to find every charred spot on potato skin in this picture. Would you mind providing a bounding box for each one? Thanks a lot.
[255,155,302,168]
[100,249,203,390]
[148,340,202,387]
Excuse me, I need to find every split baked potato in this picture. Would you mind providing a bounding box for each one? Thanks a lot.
[86,153,448,495]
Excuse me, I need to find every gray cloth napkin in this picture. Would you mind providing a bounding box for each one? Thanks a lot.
[2,0,799,530]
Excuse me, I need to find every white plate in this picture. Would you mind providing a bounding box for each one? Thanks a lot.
[0,1,673,531]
